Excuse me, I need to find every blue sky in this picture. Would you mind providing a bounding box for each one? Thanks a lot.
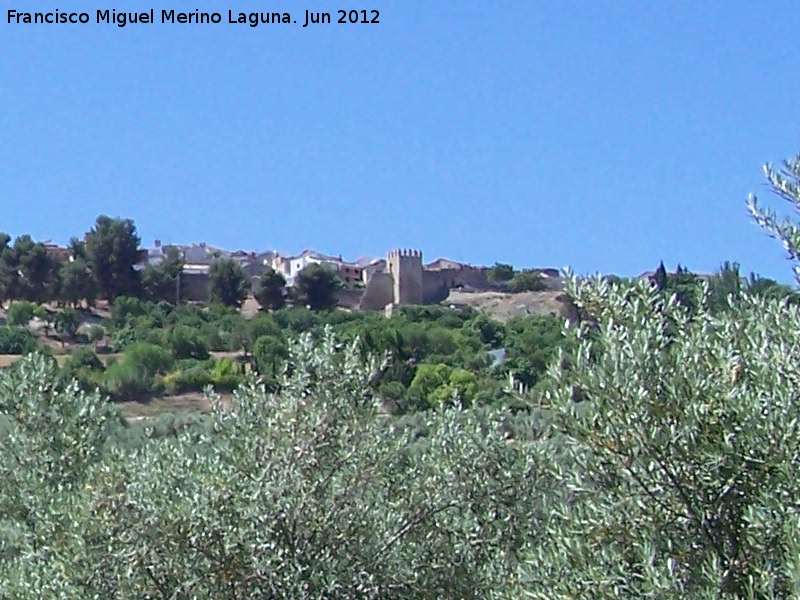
[2,2,800,282]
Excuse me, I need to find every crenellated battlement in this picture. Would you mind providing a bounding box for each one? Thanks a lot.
[388,248,422,259]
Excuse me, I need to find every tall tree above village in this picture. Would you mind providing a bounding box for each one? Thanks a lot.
[141,247,185,304]
[0,233,13,304]
[83,216,142,301]
[294,264,342,311]
[68,237,88,261]
[255,267,287,311]
[0,235,59,304]
[59,259,98,308]
[208,258,249,308]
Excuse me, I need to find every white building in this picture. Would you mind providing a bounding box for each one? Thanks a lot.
[269,249,340,285]
[270,249,363,286]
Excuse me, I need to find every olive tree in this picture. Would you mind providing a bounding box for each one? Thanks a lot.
[0,331,551,598]
[514,275,800,598]
[514,148,800,598]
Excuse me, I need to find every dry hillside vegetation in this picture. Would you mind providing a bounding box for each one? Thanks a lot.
[443,290,565,323]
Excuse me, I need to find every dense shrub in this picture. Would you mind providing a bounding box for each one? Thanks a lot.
[86,324,105,343]
[244,313,282,354]
[122,342,174,378]
[109,295,150,326]
[209,357,244,392]
[487,262,515,283]
[6,300,35,327]
[252,335,289,383]
[0,327,39,354]
[103,342,174,401]
[271,306,320,334]
[199,322,230,351]
[162,367,212,395]
[61,347,105,392]
[55,307,80,340]
[104,360,160,400]
[167,324,210,360]
[507,270,547,292]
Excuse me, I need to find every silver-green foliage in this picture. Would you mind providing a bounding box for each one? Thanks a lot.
[0,329,548,598]
[748,154,800,282]
[7,153,800,597]
[516,275,800,598]
[0,353,118,598]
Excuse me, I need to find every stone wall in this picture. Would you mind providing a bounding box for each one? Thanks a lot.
[422,272,450,304]
[335,288,364,309]
[422,265,490,292]
[359,272,394,311]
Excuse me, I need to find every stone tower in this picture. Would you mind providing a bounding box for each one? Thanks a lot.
[387,248,423,305]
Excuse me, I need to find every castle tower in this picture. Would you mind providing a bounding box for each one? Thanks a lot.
[387,248,423,305]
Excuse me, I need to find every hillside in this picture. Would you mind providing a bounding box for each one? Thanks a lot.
[442,290,566,323]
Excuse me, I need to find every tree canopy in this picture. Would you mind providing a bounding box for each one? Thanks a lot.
[141,247,185,304]
[255,266,287,311]
[208,258,249,308]
[293,263,342,310]
[84,215,142,301]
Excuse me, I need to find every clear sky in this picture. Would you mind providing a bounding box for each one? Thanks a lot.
[2,1,800,282]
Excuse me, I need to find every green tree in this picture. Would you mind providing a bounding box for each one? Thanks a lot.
[746,273,799,303]
[167,325,209,360]
[0,342,545,598]
[653,260,668,291]
[507,269,547,292]
[513,272,800,597]
[707,260,744,313]
[466,313,505,348]
[0,232,11,303]
[407,363,452,409]
[61,347,106,392]
[55,307,80,342]
[0,236,59,303]
[293,263,342,310]
[208,258,249,308]
[487,262,515,283]
[504,314,570,390]
[58,258,98,308]
[84,215,142,301]
[109,295,150,327]
[6,300,35,328]
[86,324,105,343]
[103,341,175,400]
[428,368,479,408]
[32,305,55,336]
[141,247,184,304]
[665,264,701,313]
[255,267,287,311]
[0,327,39,353]
[252,334,289,384]
[243,313,281,357]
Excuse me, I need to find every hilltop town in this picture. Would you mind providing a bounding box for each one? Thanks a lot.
[27,234,735,325]
[120,240,566,311]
